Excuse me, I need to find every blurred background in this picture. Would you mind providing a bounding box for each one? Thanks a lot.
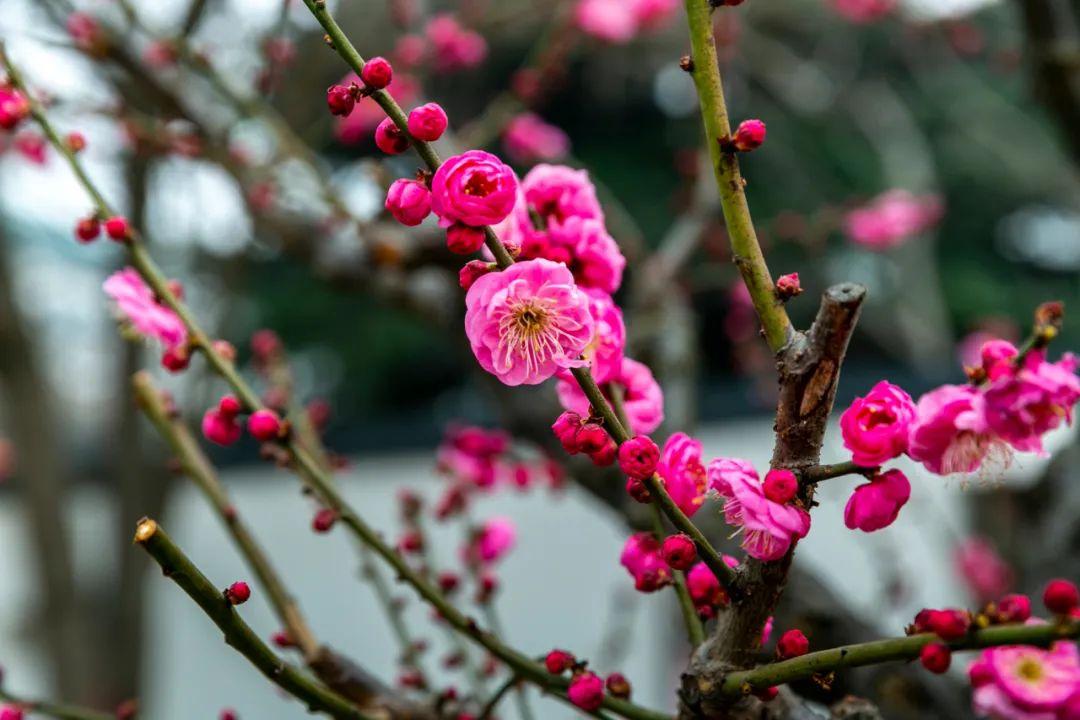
[0,0,1079,716]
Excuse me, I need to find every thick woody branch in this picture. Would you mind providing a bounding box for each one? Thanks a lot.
[681,0,792,353]
[133,519,376,720]
[720,620,1080,695]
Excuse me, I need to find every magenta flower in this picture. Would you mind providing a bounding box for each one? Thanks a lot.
[425,14,487,72]
[843,469,911,533]
[431,150,519,229]
[969,641,1080,720]
[464,259,594,386]
[954,537,1014,603]
[556,357,664,434]
[620,532,671,592]
[385,178,432,226]
[631,0,680,28]
[983,351,1080,454]
[708,458,811,561]
[503,113,570,165]
[468,517,517,565]
[907,384,999,475]
[843,189,943,251]
[839,381,917,466]
[521,164,605,225]
[577,289,626,384]
[548,216,626,294]
[656,433,708,518]
[574,0,638,43]
[103,268,187,350]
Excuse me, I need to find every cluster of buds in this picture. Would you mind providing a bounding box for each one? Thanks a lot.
[202,394,285,446]
[544,649,631,711]
[325,57,393,117]
[551,411,617,466]
[73,214,131,244]
[373,102,449,155]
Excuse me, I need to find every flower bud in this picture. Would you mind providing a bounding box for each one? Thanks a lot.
[568,671,605,711]
[212,339,237,362]
[762,468,798,504]
[219,709,239,720]
[625,476,651,503]
[660,534,696,571]
[1043,579,1079,615]
[996,593,1031,623]
[589,438,617,466]
[0,89,30,130]
[397,669,425,689]
[161,346,190,373]
[924,608,971,640]
[202,408,241,446]
[271,630,295,648]
[544,649,575,674]
[385,178,432,226]
[74,216,100,243]
[312,507,337,533]
[775,272,802,300]
[218,395,242,418]
[753,686,779,701]
[374,117,410,155]
[224,581,251,605]
[104,215,132,241]
[65,131,86,153]
[360,57,393,89]
[0,707,24,720]
[407,102,449,142]
[552,411,583,453]
[919,642,951,673]
[575,423,608,455]
[326,84,355,117]
[475,572,498,604]
[776,629,809,659]
[248,409,282,442]
[446,223,486,254]
[732,119,766,152]
[398,530,424,554]
[605,672,631,699]
[438,572,460,594]
[459,260,495,291]
[617,435,660,479]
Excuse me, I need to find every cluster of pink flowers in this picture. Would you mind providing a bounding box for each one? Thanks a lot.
[709,459,811,561]
[573,0,680,43]
[503,113,571,165]
[556,357,663,434]
[843,189,943,250]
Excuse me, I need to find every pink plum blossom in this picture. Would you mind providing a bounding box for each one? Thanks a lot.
[431,150,519,229]
[843,190,943,251]
[969,641,1080,720]
[522,164,605,225]
[469,517,516,565]
[955,537,1014,603]
[556,357,664,434]
[620,532,671,592]
[425,14,487,72]
[575,0,639,43]
[547,216,626,294]
[839,381,917,466]
[632,0,681,29]
[103,268,187,350]
[907,384,999,475]
[464,259,594,386]
[503,113,571,165]
[843,469,911,532]
[708,458,811,561]
[983,351,1080,455]
[578,289,626,384]
[656,433,708,517]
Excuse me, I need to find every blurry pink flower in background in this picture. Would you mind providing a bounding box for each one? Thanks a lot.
[575,0,639,43]
[632,0,681,29]
[955,536,1013,602]
[334,73,420,144]
[957,320,1021,369]
[843,189,943,250]
[969,642,1080,719]
[830,0,896,23]
[469,517,517,565]
[556,357,665,434]
[13,132,46,164]
[425,14,487,71]
[103,268,188,350]
[503,113,570,165]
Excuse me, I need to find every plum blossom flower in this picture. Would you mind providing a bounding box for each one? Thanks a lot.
[504,113,570,165]
[522,164,604,225]
[436,425,510,489]
[907,384,1000,475]
[575,0,639,43]
[830,0,896,23]
[576,289,625,384]
[632,0,680,28]
[465,517,516,565]
[686,556,740,617]
[843,469,911,532]
[955,537,1014,603]
[620,532,671,592]
[548,216,627,294]
[464,259,594,386]
[843,190,943,251]
[425,14,487,71]
[982,351,1080,455]
[969,641,1080,720]
[708,458,811,561]
[656,433,709,517]
[839,381,917,466]
[334,73,420,144]
[431,150,519,229]
[103,268,187,350]
[556,357,664,434]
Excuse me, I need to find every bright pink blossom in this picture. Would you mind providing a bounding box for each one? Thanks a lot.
[955,537,1014,603]
[468,517,516,565]
[708,458,811,561]
[908,384,998,475]
[431,150,519,229]
[0,87,30,130]
[522,164,604,225]
[632,0,680,28]
[843,190,943,250]
[620,532,671,592]
[407,102,448,142]
[981,340,1020,381]
[575,0,638,43]
[556,357,664,434]
[549,216,626,294]
[103,268,187,350]
[983,351,1080,454]
[577,288,625,383]
[425,14,487,72]
[385,178,432,226]
[840,381,917,466]
[464,259,593,386]
[656,433,708,517]
[969,642,1080,720]
[568,671,605,711]
[503,113,570,165]
[843,469,911,532]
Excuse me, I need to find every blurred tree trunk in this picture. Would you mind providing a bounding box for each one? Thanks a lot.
[0,226,93,701]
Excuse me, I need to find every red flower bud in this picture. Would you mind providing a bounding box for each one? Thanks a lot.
[775,272,803,300]
[326,84,355,117]
[219,710,239,720]
[104,215,131,241]
[74,216,100,243]
[248,409,282,442]
[731,119,766,153]
[776,629,810,659]
[271,630,295,648]
[438,572,460,594]
[544,649,575,674]
[65,131,86,153]
[552,411,584,454]
[605,672,631,699]
[625,476,651,503]
[446,223,486,255]
[161,346,190,373]
[762,468,798,504]
[924,608,971,641]
[459,260,495,290]
[218,395,242,418]
[575,423,608,455]
[407,102,449,142]
[753,686,779,701]
[360,57,393,90]
[617,435,660,480]
[312,507,338,533]
[919,642,951,673]
[660,533,697,571]
[1044,579,1079,615]
[224,581,251,605]
[374,117,410,155]
[568,671,605,711]
[589,437,617,466]
[996,593,1031,623]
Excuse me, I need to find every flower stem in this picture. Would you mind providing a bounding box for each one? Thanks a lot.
[799,461,878,486]
[720,619,1080,695]
[648,505,705,648]
[133,519,377,720]
[0,690,113,720]
[681,0,792,353]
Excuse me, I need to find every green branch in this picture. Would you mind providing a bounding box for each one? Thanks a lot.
[721,619,1080,695]
[133,519,375,720]
[681,0,792,353]
[0,690,113,720]
[799,460,877,486]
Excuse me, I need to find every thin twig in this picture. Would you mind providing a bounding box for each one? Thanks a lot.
[477,674,520,720]
[799,461,877,486]
[0,690,113,720]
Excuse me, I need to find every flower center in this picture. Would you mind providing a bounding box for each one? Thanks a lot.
[463,170,495,197]
[496,298,573,376]
[1015,658,1044,683]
